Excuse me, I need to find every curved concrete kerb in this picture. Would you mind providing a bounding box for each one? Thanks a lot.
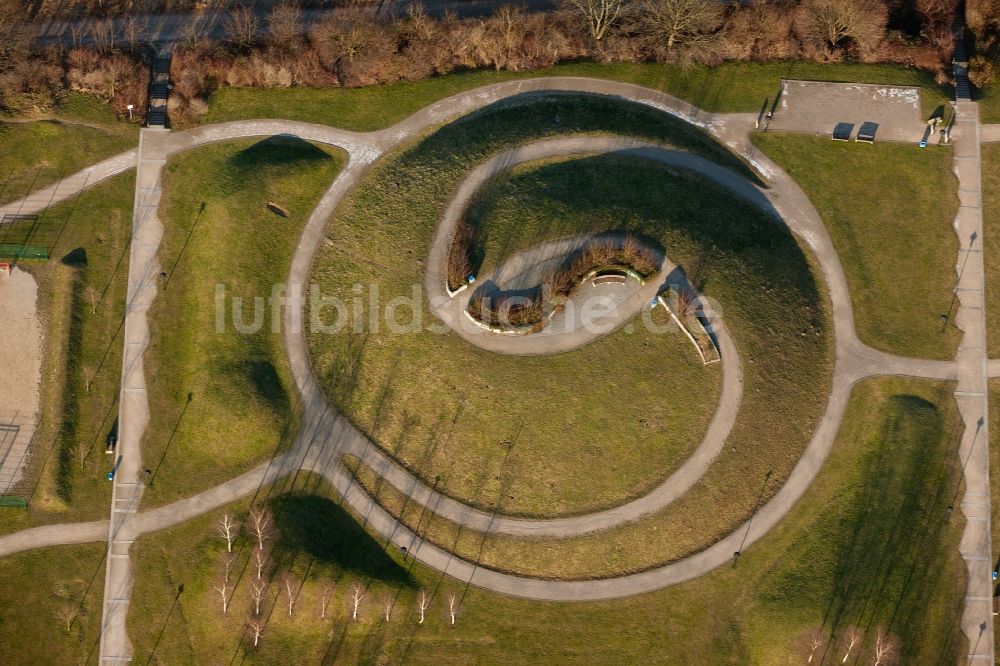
[0,76,962,612]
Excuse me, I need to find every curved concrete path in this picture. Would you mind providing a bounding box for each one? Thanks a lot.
[0,77,971,638]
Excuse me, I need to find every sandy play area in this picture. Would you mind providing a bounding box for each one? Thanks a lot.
[0,266,42,494]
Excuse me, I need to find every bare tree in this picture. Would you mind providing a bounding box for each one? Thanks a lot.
[447,593,459,626]
[225,7,260,49]
[268,3,303,49]
[213,552,236,615]
[320,584,334,619]
[872,630,896,666]
[381,592,396,621]
[251,547,268,579]
[89,19,117,53]
[842,628,862,663]
[561,0,632,41]
[216,512,239,553]
[807,632,823,663]
[417,590,431,624]
[83,365,97,393]
[795,0,888,59]
[75,438,89,469]
[282,572,298,617]
[916,0,956,27]
[122,15,148,52]
[250,580,267,616]
[248,617,265,647]
[350,585,365,620]
[86,285,100,314]
[56,603,79,633]
[248,506,272,550]
[639,0,722,50]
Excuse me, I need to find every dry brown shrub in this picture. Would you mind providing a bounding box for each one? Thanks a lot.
[446,223,475,292]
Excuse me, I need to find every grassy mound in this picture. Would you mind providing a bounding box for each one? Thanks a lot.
[309,94,830,524]
[141,137,345,507]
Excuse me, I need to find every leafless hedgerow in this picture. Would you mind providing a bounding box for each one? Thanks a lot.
[446,222,475,292]
[794,0,889,61]
[638,0,723,52]
[465,234,658,329]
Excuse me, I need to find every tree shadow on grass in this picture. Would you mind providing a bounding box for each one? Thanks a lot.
[270,494,415,588]
[818,392,961,664]
[245,359,289,414]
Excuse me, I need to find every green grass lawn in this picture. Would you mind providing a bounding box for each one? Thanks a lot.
[976,83,1000,124]
[309,94,832,528]
[0,542,107,663]
[0,95,138,206]
[752,133,960,360]
[124,377,964,663]
[206,61,949,130]
[140,137,345,509]
[991,380,1000,660]
[0,171,133,535]
[983,144,1000,357]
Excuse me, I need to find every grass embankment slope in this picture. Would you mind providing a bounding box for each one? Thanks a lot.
[310,96,831,537]
[126,378,964,664]
[207,61,949,130]
[0,94,137,206]
[0,172,133,534]
[753,133,959,360]
[140,137,345,508]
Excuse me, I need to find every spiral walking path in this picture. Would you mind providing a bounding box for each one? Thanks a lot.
[0,77,984,662]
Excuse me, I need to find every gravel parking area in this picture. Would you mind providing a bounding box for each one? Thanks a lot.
[766,79,931,143]
[0,267,41,494]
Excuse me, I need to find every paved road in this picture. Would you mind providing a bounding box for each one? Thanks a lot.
[982,124,1000,143]
[0,77,981,648]
[29,0,556,46]
[97,128,168,665]
[950,83,995,666]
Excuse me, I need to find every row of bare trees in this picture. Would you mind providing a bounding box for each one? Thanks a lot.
[161,0,956,124]
[805,626,898,665]
[211,506,459,649]
[0,0,960,120]
[0,8,149,117]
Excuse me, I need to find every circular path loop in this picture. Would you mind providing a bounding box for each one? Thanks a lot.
[0,77,962,603]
